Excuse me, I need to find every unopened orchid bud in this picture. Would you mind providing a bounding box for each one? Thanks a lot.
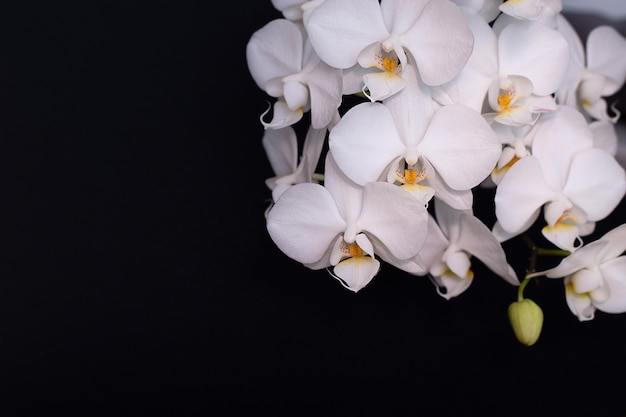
[508,298,544,346]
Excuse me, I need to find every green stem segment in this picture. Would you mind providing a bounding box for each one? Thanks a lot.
[517,233,571,302]
[517,277,531,302]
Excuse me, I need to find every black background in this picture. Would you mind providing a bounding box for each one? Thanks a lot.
[1,2,626,416]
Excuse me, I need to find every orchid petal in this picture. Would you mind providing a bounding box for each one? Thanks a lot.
[305,0,389,69]
[531,106,593,191]
[272,0,308,20]
[586,26,626,96]
[329,235,347,265]
[427,178,474,211]
[421,157,474,210]
[401,0,474,86]
[301,125,327,178]
[306,60,344,129]
[546,240,608,278]
[246,19,303,89]
[596,257,626,313]
[565,282,596,321]
[432,270,474,300]
[461,6,498,78]
[554,14,585,105]
[400,183,435,205]
[332,255,381,292]
[563,148,626,222]
[430,6,497,111]
[492,219,529,243]
[362,71,407,102]
[543,199,568,228]
[433,199,461,241]
[359,182,429,260]
[322,153,363,226]
[418,215,449,272]
[383,62,434,146]
[266,183,346,265]
[590,120,618,156]
[456,211,519,285]
[380,0,429,34]
[590,282,610,303]
[386,255,428,275]
[598,224,626,261]
[420,104,501,190]
[342,65,369,94]
[262,127,298,178]
[541,220,582,252]
[446,251,471,278]
[261,100,304,129]
[494,156,554,234]
[329,102,405,185]
[499,0,542,19]
[497,20,569,96]
[570,267,603,294]
[283,80,310,111]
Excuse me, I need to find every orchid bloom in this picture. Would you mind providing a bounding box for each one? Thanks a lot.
[486,17,567,123]
[577,26,626,123]
[556,18,626,124]
[432,13,568,121]
[485,75,557,127]
[266,152,429,292]
[328,64,501,211]
[246,18,342,130]
[417,199,519,300]
[262,124,326,205]
[304,0,473,101]
[545,224,626,321]
[493,105,626,251]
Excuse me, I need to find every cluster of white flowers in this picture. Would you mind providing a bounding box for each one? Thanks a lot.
[247,0,626,344]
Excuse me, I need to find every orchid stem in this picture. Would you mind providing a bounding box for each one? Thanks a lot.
[517,276,531,302]
[517,233,571,302]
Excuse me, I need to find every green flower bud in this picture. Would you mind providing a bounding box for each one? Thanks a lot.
[508,298,544,346]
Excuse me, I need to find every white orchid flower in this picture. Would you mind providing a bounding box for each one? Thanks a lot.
[266,152,429,292]
[493,105,626,251]
[304,0,473,101]
[485,75,557,127]
[328,64,501,210]
[246,18,342,130]
[433,14,568,120]
[262,124,326,205]
[556,19,626,124]
[545,224,626,321]
[417,199,519,300]
[488,18,567,121]
[578,26,626,123]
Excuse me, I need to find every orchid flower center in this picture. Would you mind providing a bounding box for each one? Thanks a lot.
[403,167,427,186]
[498,89,514,112]
[397,159,426,185]
[375,51,401,75]
[339,240,366,260]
